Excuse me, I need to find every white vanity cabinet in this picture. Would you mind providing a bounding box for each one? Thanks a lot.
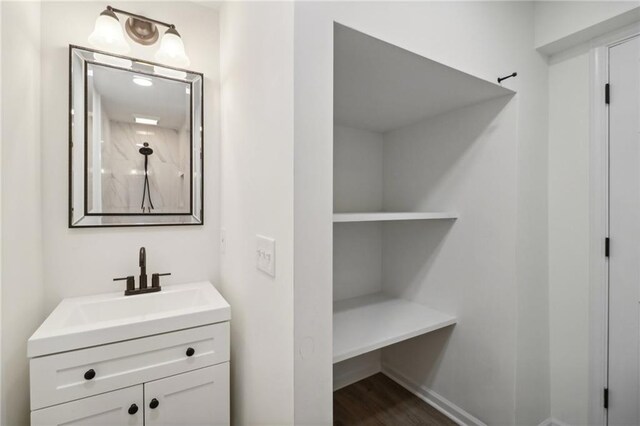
[30,324,230,426]
[27,282,231,426]
[31,364,229,426]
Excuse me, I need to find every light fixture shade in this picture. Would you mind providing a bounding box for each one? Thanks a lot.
[155,27,190,68]
[88,9,130,55]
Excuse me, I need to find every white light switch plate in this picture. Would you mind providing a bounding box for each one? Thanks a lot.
[256,235,275,276]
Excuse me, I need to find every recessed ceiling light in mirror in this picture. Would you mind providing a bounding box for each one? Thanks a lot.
[133,76,153,87]
[135,117,158,126]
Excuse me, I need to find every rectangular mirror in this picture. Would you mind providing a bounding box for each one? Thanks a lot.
[69,46,204,227]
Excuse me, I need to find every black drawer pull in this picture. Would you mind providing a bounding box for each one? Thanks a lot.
[128,404,138,415]
[149,398,159,409]
[186,347,195,357]
[84,369,96,380]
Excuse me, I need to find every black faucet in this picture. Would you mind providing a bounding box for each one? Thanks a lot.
[113,247,171,296]
[139,247,147,289]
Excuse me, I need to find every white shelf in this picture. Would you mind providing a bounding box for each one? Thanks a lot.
[333,212,458,223]
[334,24,514,133]
[333,292,456,363]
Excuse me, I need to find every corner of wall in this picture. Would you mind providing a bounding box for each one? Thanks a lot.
[1,1,45,425]
[515,2,552,424]
[220,2,296,424]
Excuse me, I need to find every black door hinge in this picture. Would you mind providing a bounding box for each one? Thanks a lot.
[604,388,609,409]
[605,84,610,104]
[605,237,610,257]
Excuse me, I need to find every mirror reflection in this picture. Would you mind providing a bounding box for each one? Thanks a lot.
[69,46,203,227]
[86,63,192,214]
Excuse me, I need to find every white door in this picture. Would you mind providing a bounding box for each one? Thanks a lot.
[144,363,230,426]
[31,384,142,426]
[608,34,640,425]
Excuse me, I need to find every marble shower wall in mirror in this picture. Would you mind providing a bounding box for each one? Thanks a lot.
[86,62,192,215]
[102,123,190,213]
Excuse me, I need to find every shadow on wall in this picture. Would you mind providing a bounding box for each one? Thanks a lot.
[383,95,514,212]
[382,220,456,301]
[377,92,518,424]
[383,326,455,386]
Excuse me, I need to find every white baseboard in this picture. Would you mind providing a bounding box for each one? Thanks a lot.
[382,363,487,426]
[333,361,381,391]
[538,418,572,426]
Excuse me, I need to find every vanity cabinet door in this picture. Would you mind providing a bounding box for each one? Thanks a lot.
[144,363,230,425]
[31,384,142,426]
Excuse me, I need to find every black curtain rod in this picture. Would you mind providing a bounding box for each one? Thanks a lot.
[497,72,517,84]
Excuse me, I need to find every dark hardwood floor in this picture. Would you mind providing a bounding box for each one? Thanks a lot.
[333,373,457,426]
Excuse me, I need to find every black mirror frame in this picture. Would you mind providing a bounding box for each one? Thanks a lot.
[68,45,204,228]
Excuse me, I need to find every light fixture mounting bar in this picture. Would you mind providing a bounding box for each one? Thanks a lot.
[107,5,174,29]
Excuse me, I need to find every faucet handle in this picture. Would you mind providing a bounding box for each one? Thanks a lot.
[152,273,171,289]
[114,276,135,293]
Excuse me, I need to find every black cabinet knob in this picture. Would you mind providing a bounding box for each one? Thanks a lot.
[128,404,138,415]
[84,369,96,380]
[149,398,159,409]
[186,347,195,357]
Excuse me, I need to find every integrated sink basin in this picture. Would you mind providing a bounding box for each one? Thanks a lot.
[28,281,230,357]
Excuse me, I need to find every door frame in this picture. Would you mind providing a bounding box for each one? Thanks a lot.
[589,23,640,426]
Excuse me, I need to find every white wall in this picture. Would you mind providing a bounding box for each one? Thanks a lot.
[534,1,640,54]
[1,3,44,425]
[293,2,549,424]
[219,2,295,424]
[0,4,3,422]
[548,50,591,426]
[1,2,220,425]
[333,125,384,302]
[333,125,383,214]
[381,96,518,425]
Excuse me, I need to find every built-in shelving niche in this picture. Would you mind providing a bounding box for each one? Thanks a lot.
[332,23,516,391]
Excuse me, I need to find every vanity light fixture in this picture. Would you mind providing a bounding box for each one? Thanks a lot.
[89,6,190,69]
[132,76,153,87]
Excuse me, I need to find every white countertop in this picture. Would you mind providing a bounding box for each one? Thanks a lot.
[28,281,230,358]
